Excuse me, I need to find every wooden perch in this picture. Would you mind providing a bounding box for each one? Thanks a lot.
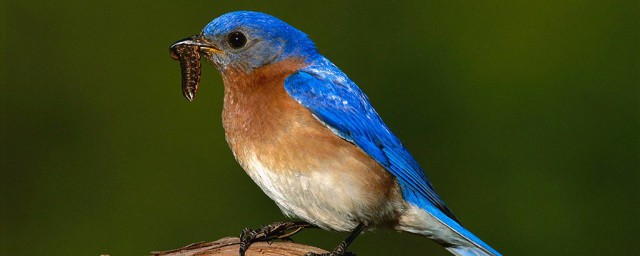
[151,237,328,256]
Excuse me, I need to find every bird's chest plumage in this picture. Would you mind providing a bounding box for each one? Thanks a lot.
[219,60,403,231]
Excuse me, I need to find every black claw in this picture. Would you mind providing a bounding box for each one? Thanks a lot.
[303,247,356,256]
[237,221,314,256]
[303,240,356,256]
[305,223,366,256]
[239,228,258,256]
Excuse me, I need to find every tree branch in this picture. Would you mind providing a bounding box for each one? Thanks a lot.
[151,237,328,256]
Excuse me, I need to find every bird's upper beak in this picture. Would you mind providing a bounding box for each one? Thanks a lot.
[170,35,222,59]
[169,35,221,101]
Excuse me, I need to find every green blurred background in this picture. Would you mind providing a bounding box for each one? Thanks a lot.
[1,1,638,255]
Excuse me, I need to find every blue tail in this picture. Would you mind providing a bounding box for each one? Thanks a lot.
[429,204,502,256]
[446,246,500,256]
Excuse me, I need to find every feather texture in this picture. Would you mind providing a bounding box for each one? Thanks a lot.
[284,56,501,255]
[284,56,457,221]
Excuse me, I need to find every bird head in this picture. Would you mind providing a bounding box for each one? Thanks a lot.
[170,11,319,100]
[173,11,318,73]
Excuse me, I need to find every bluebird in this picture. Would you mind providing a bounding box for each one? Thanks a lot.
[170,11,501,256]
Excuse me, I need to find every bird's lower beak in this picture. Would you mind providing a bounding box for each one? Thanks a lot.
[169,35,221,101]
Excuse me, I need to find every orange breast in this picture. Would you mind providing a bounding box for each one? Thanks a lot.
[219,59,402,228]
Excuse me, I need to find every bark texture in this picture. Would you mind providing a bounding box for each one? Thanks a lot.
[151,237,328,256]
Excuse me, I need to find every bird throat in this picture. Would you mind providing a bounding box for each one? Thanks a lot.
[220,58,307,142]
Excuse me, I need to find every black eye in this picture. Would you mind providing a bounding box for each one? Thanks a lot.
[227,31,247,49]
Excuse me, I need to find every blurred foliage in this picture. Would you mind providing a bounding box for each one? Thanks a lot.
[1,1,639,255]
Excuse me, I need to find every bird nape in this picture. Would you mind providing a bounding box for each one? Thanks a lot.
[170,11,501,256]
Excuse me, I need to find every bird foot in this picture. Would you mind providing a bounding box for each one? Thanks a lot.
[304,241,356,256]
[239,221,313,256]
[305,223,366,256]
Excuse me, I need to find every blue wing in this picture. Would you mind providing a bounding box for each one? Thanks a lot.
[284,58,458,222]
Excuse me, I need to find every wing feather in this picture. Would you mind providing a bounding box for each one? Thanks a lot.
[284,62,458,221]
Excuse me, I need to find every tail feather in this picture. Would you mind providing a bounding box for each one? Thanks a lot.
[439,214,501,256]
[397,203,501,256]
[436,210,501,256]
[446,245,498,256]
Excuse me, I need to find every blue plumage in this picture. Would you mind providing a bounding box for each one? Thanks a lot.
[284,56,458,221]
[285,54,501,256]
[180,10,501,256]
[202,11,317,70]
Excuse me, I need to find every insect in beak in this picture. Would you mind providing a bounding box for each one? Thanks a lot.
[169,35,221,101]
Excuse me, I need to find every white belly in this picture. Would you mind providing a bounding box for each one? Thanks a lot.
[241,153,399,232]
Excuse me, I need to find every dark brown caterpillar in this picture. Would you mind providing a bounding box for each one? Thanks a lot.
[170,44,201,101]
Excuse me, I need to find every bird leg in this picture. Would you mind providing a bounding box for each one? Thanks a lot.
[239,221,315,256]
[305,223,367,256]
